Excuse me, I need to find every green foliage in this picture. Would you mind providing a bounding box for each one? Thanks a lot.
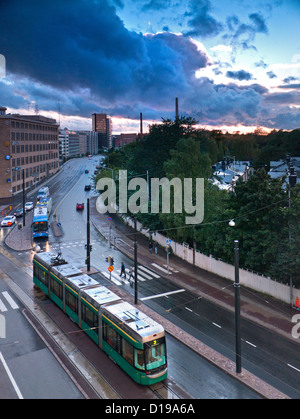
[98,118,299,286]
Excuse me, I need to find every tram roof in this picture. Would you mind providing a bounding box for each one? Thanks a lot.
[105,301,164,338]
[82,285,121,306]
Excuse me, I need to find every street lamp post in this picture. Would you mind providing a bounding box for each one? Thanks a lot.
[22,169,26,227]
[234,239,242,373]
[86,198,90,271]
[134,217,138,305]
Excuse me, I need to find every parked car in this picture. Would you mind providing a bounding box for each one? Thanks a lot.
[76,202,84,211]
[1,215,16,227]
[85,169,89,174]
[84,185,91,191]
[14,208,24,218]
[25,202,34,211]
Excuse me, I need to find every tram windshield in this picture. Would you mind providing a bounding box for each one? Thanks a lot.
[145,338,166,370]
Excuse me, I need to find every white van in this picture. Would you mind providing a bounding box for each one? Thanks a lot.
[37,186,50,200]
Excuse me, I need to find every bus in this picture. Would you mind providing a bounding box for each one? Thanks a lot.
[36,197,52,215]
[32,207,49,238]
[33,252,168,385]
[37,186,50,201]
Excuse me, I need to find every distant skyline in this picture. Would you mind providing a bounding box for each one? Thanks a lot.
[0,0,299,134]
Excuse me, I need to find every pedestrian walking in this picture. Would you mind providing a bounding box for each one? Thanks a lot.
[128,266,134,286]
[120,262,126,280]
[149,241,153,254]
[154,242,158,254]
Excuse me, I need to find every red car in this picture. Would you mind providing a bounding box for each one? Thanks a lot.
[76,202,84,211]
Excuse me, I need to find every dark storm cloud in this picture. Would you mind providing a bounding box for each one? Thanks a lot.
[0,0,208,109]
[226,70,254,81]
[0,0,298,130]
[184,0,223,38]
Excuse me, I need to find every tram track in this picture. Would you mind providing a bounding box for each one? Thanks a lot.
[150,382,181,399]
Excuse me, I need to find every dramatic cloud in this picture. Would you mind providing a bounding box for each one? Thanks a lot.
[184,0,223,38]
[224,12,268,51]
[0,0,299,131]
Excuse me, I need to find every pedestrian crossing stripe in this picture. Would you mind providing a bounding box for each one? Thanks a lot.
[101,265,161,286]
[0,292,19,312]
[138,265,161,278]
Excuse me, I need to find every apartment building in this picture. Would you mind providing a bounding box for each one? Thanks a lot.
[0,107,59,198]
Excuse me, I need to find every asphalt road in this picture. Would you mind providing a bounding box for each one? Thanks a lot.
[1,156,299,399]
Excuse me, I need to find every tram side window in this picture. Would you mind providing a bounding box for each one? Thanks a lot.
[82,304,98,332]
[122,339,134,366]
[65,290,78,314]
[134,349,145,370]
[104,324,120,353]
[34,265,48,286]
[50,277,63,299]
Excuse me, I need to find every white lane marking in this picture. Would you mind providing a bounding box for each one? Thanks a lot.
[185,307,193,312]
[2,292,19,310]
[288,364,300,373]
[245,341,257,348]
[212,322,222,328]
[0,352,24,399]
[140,289,185,301]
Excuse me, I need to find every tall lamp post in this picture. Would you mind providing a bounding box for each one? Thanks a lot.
[234,239,242,373]
[229,220,242,373]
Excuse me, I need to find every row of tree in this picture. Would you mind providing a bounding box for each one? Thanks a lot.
[96,117,300,286]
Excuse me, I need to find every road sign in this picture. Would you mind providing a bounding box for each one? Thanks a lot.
[107,216,112,221]
[166,239,171,245]
[108,265,114,272]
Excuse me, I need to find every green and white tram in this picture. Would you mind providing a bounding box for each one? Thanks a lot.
[33,252,167,385]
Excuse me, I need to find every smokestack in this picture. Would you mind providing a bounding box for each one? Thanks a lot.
[175,97,178,119]
[140,112,143,136]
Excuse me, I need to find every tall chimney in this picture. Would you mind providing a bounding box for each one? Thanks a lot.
[140,112,143,136]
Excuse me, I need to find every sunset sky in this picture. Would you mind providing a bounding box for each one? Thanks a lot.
[0,0,299,134]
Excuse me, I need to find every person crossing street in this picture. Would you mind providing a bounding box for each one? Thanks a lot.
[120,261,126,280]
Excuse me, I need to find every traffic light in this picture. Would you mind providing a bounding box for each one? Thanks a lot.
[106,256,114,265]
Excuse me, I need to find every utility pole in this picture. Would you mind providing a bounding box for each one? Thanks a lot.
[288,165,297,307]
[22,169,26,227]
[234,240,242,373]
[134,217,138,305]
[86,198,90,271]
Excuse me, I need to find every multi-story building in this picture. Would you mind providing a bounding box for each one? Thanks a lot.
[114,133,137,149]
[0,107,59,198]
[59,129,98,162]
[92,113,112,151]
[80,131,98,155]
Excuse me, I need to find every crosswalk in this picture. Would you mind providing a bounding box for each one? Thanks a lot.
[0,291,19,313]
[101,264,161,286]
